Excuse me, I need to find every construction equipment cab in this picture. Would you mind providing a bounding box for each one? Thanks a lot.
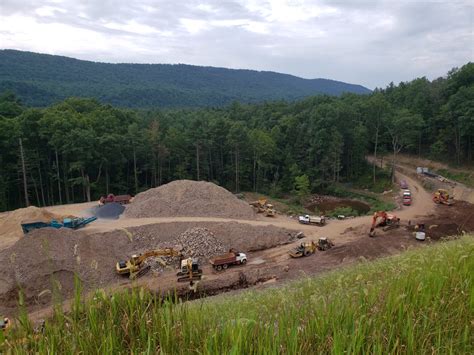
[433,189,453,205]
[177,258,203,282]
[289,241,317,258]
[116,248,182,279]
[0,317,10,332]
[369,211,400,237]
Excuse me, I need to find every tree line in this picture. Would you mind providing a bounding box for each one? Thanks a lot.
[0,63,472,211]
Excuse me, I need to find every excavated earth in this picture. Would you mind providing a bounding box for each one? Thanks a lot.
[0,221,297,315]
[124,180,256,219]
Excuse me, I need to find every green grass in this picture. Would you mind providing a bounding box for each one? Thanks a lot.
[435,169,474,188]
[3,237,473,354]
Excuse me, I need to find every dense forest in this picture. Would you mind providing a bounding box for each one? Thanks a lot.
[0,50,370,108]
[0,63,472,211]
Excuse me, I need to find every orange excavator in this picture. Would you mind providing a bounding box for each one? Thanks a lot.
[369,211,400,237]
[433,189,453,206]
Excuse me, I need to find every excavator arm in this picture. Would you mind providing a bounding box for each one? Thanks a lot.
[116,248,183,278]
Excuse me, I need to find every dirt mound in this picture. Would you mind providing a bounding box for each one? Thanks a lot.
[124,180,256,219]
[0,206,67,248]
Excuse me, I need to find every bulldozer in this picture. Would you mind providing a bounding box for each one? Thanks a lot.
[317,237,334,251]
[249,198,276,217]
[369,211,400,237]
[116,248,183,279]
[433,189,453,205]
[289,241,317,258]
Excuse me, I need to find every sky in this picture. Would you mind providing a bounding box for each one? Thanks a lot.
[0,0,473,89]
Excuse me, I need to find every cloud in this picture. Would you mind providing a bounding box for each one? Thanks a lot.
[0,0,472,88]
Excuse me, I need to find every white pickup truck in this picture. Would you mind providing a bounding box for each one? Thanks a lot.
[298,215,326,226]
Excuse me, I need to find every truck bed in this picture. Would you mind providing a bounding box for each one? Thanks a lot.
[209,253,237,265]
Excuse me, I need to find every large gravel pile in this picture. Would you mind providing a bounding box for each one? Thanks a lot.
[174,227,227,262]
[124,180,256,219]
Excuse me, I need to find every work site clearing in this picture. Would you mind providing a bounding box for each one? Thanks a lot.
[0,173,473,323]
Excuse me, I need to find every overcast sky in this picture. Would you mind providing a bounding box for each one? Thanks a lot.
[1,0,473,89]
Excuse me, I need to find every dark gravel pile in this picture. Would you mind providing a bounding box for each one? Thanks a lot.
[90,203,125,219]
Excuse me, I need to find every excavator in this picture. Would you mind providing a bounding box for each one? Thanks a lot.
[116,248,183,279]
[433,189,453,205]
[369,211,400,237]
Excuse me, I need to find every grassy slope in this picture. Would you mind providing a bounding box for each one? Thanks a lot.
[2,237,473,354]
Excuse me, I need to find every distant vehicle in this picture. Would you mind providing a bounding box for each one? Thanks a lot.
[209,250,247,271]
[99,193,131,205]
[402,189,412,206]
[400,180,408,189]
[298,215,326,226]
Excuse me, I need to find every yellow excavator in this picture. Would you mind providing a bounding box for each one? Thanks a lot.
[249,198,276,217]
[116,248,183,279]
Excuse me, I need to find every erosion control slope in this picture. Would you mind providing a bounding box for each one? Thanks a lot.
[124,180,256,219]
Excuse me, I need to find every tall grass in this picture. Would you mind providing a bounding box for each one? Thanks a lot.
[2,237,473,354]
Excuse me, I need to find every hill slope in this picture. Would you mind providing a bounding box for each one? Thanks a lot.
[0,50,371,108]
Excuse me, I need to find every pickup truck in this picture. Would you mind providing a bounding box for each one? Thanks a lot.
[209,251,247,271]
[298,215,326,226]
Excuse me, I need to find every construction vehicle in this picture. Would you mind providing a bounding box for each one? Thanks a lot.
[433,189,453,205]
[21,216,97,234]
[210,250,247,271]
[0,317,11,332]
[415,223,426,241]
[249,198,276,217]
[99,193,132,206]
[177,258,203,282]
[317,237,334,251]
[116,248,182,279]
[298,214,326,226]
[369,211,400,237]
[289,241,317,258]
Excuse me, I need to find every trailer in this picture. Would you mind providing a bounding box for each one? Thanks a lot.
[99,193,132,205]
[209,251,247,271]
[298,215,326,226]
[21,216,97,234]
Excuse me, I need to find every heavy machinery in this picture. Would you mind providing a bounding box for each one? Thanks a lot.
[177,258,203,282]
[369,211,400,237]
[99,193,132,205]
[433,189,453,205]
[21,216,97,234]
[210,250,247,271]
[289,241,317,258]
[249,198,276,217]
[317,237,334,251]
[298,214,326,226]
[116,248,182,279]
[0,317,10,332]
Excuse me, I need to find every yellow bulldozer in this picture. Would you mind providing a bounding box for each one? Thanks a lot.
[433,189,453,205]
[116,248,183,279]
[249,198,276,217]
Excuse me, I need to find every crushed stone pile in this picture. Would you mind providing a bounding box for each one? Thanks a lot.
[174,227,227,262]
[89,202,125,219]
[124,180,256,219]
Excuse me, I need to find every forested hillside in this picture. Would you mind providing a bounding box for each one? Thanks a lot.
[0,63,472,211]
[0,50,370,108]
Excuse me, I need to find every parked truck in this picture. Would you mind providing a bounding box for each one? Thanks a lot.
[99,193,132,205]
[209,250,247,271]
[298,214,326,226]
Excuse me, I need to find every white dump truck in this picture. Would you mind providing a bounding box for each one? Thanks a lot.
[298,214,326,226]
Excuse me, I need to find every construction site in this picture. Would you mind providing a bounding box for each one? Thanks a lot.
[0,169,473,323]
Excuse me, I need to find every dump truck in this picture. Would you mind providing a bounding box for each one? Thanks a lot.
[289,241,317,258]
[116,248,183,279]
[99,193,132,205]
[21,216,97,234]
[210,250,247,271]
[298,215,326,226]
[402,189,412,206]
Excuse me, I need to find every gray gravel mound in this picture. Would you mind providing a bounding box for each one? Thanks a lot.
[124,180,256,219]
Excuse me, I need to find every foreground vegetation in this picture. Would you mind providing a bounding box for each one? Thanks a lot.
[2,237,472,353]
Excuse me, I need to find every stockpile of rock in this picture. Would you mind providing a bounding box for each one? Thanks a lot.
[174,227,227,262]
[123,180,256,219]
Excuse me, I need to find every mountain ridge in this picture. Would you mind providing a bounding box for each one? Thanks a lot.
[0,49,371,108]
